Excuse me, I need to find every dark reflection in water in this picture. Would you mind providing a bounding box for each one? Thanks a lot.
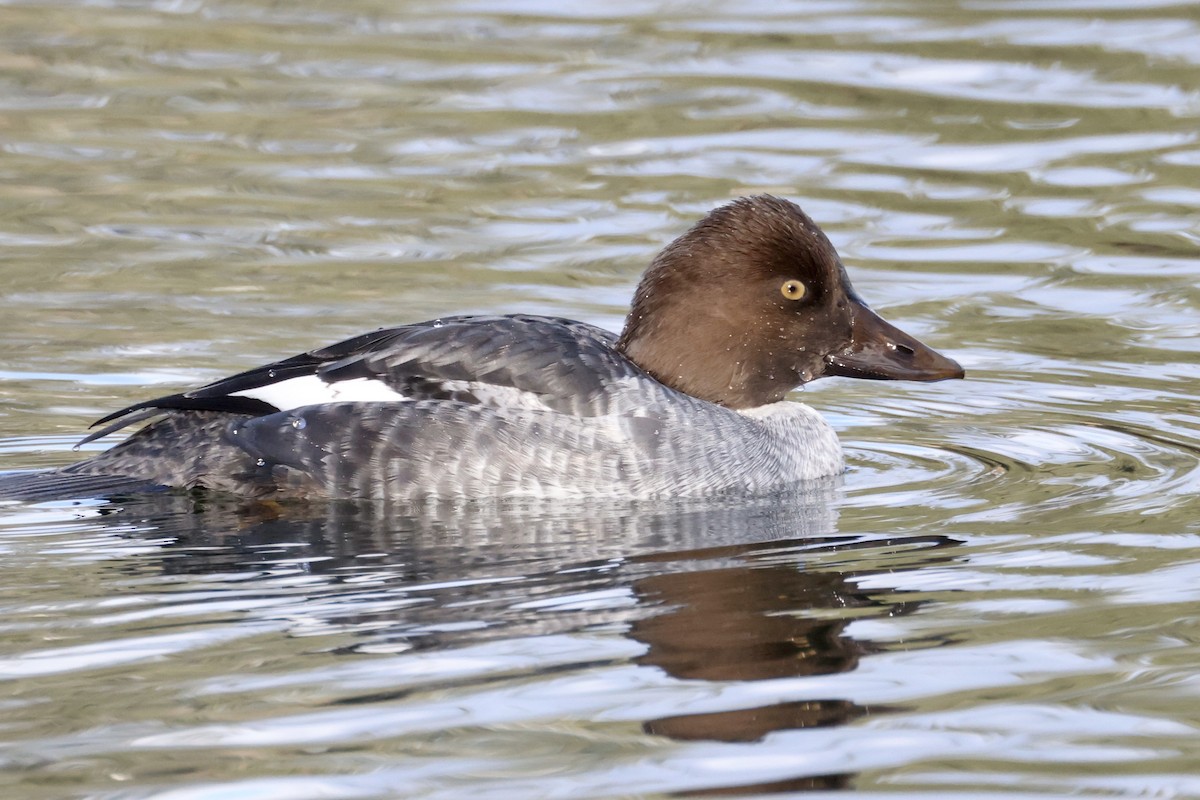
[632,536,951,795]
[86,483,959,791]
[635,564,873,795]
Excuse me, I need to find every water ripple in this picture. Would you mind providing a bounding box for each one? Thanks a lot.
[2,0,1200,797]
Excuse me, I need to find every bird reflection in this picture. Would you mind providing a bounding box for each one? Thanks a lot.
[634,562,873,789]
[624,532,955,795]
[88,482,959,793]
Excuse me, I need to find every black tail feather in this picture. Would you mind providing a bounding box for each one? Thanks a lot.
[0,470,165,502]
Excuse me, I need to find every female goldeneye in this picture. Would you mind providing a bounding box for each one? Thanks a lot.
[8,195,962,501]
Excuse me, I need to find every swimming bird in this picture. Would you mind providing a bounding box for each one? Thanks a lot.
[4,195,963,501]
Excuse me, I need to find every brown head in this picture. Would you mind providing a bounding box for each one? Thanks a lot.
[616,195,963,408]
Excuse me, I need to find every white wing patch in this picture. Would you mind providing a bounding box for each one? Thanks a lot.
[228,376,557,413]
[230,376,408,411]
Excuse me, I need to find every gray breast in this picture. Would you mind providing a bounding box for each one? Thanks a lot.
[224,391,843,501]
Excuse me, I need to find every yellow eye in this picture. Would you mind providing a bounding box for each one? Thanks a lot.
[780,280,807,301]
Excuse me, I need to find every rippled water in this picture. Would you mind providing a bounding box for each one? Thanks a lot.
[3,0,1200,797]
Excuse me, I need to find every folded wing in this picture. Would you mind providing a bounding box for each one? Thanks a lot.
[85,315,643,446]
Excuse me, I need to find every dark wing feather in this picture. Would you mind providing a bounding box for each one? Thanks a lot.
[87,315,639,438]
[319,315,636,414]
[88,325,418,428]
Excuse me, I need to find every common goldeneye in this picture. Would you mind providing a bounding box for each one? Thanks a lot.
[9,195,962,501]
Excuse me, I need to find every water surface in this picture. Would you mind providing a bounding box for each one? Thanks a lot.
[2,0,1200,797]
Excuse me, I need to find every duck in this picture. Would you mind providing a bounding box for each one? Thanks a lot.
[6,195,963,502]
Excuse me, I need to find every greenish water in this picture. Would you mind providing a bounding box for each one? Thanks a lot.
[2,0,1200,797]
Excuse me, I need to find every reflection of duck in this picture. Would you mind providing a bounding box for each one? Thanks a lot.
[5,196,961,501]
[631,550,921,741]
[129,484,845,592]
[124,493,956,737]
[63,489,961,798]
[630,533,958,795]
